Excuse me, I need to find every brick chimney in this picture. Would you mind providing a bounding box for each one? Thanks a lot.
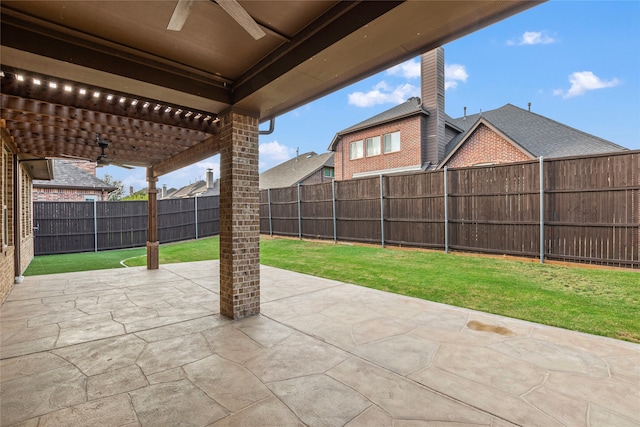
[421,47,446,165]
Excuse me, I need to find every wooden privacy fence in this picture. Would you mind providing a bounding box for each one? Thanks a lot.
[34,151,638,268]
[260,151,639,268]
[34,195,219,255]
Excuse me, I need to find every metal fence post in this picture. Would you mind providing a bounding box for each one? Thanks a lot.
[267,188,273,237]
[332,179,337,243]
[539,156,544,264]
[194,195,199,240]
[93,199,98,252]
[444,166,449,254]
[380,174,385,248]
[297,182,302,240]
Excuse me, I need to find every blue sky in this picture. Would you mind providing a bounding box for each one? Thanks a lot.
[101,0,640,192]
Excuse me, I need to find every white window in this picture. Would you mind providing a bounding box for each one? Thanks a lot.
[383,131,401,153]
[365,136,381,157]
[349,140,363,160]
[84,195,98,202]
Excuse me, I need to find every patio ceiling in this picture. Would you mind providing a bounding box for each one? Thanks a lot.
[0,0,541,176]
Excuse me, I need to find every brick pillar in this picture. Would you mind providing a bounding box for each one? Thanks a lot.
[147,169,159,269]
[219,110,260,319]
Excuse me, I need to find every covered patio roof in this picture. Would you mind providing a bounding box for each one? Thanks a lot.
[1,0,540,175]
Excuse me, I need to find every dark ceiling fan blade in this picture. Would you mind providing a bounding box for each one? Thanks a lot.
[216,0,266,40]
[167,0,195,31]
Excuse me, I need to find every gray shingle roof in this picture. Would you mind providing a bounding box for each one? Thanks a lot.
[260,152,334,189]
[446,104,626,159]
[33,159,116,190]
[163,180,220,199]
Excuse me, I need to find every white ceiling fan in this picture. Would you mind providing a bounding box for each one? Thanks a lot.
[167,0,266,40]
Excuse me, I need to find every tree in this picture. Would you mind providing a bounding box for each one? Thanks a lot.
[102,174,125,200]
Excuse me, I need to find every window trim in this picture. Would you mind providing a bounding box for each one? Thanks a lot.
[365,136,381,157]
[383,131,401,153]
[349,140,363,160]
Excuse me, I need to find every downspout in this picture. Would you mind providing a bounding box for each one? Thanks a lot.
[258,118,275,135]
[13,156,22,283]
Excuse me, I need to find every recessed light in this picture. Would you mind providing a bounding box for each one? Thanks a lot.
[16,74,24,81]
[79,88,87,95]
[49,82,57,89]
[64,85,73,92]
[33,78,41,85]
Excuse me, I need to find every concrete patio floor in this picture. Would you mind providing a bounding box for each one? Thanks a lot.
[1,261,638,427]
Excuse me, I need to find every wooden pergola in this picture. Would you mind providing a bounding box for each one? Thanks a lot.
[1,0,541,318]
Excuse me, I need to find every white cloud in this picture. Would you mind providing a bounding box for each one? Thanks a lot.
[508,31,555,46]
[554,71,621,98]
[387,59,421,79]
[445,64,468,90]
[259,140,295,171]
[348,81,419,107]
[195,160,220,173]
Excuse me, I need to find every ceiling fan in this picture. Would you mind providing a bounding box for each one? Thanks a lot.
[167,0,266,40]
[94,135,135,170]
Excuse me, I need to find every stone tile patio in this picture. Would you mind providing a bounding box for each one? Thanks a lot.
[1,261,638,426]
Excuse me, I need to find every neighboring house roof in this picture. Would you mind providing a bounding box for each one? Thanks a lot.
[260,151,334,189]
[169,180,206,198]
[164,179,219,198]
[442,104,627,165]
[329,97,429,150]
[33,159,116,191]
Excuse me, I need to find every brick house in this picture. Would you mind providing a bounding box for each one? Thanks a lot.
[1,123,54,303]
[329,48,626,180]
[33,159,116,201]
[260,151,334,189]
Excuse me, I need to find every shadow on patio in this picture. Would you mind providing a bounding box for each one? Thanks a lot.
[1,261,639,426]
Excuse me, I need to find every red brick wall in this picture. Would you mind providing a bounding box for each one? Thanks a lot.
[335,116,422,180]
[445,124,531,168]
[0,247,14,305]
[33,188,110,201]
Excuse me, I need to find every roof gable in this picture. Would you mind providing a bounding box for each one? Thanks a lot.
[439,118,535,168]
[329,97,428,151]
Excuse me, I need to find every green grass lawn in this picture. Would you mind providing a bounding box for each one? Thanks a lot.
[24,236,640,343]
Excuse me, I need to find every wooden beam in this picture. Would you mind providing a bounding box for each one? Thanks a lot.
[152,134,221,178]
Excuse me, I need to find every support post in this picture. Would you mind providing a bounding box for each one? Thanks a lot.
[146,169,159,269]
[332,179,337,244]
[539,156,544,264]
[380,174,385,248]
[13,156,21,283]
[297,182,302,240]
[444,166,449,254]
[93,199,98,252]
[219,110,260,319]
[194,195,199,240]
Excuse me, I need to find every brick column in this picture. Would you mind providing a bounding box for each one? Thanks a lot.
[147,169,159,269]
[219,110,260,319]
